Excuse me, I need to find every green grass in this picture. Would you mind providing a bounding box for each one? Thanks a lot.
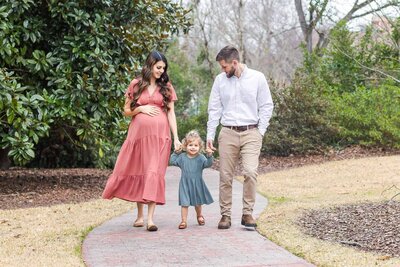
[74,225,95,257]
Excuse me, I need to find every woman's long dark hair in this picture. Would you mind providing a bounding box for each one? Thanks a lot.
[131,51,172,112]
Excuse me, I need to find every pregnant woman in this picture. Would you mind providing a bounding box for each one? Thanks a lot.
[102,51,181,232]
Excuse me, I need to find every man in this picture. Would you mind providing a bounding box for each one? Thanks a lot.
[206,45,274,229]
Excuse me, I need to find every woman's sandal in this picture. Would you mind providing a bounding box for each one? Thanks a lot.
[133,219,144,227]
[178,221,187,229]
[197,215,205,226]
[147,224,158,232]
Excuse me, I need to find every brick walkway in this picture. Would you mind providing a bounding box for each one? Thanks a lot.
[82,167,314,267]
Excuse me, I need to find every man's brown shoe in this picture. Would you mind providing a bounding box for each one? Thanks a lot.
[241,214,257,228]
[218,215,231,229]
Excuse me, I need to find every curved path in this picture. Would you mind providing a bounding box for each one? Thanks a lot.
[83,167,314,266]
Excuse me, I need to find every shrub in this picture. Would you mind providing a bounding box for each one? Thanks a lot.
[332,83,400,148]
[263,73,339,156]
[0,0,191,167]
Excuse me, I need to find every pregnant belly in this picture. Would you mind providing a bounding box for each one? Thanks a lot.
[128,112,169,138]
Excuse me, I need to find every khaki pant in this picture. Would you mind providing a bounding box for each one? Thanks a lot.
[217,127,262,216]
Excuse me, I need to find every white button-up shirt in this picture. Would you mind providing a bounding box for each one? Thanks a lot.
[207,65,274,141]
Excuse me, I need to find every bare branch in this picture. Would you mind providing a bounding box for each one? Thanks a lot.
[193,0,215,79]
[381,184,400,196]
[340,240,362,247]
[351,2,400,20]
[313,0,329,26]
[341,0,399,23]
[330,41,400,83]
[381,184,400,201]
[391,192,400,201]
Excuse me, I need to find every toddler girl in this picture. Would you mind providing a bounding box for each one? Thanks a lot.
[169,130,214,229]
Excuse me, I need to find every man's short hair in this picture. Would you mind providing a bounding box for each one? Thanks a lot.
[216,46,240,63]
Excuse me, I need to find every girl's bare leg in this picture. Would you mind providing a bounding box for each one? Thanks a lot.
[179,206,189,229]
[195,205,205,225]
[181,206,189,223]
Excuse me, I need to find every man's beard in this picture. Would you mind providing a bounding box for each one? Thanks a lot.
[226,67,236,78]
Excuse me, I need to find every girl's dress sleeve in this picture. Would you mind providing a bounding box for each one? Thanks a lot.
[169,152,181,167]
[202,154,214,169]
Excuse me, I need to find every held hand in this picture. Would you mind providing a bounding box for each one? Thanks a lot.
[140,105,160,116]
[206,139,217,152]
[174,146,183,153]
[174,139,182,152]
[174,142,183,153]
[205,147,214,156]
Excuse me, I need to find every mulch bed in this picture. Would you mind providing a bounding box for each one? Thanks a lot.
[0,168,111,210]
[0,146,399,257]
[297,201,400,258]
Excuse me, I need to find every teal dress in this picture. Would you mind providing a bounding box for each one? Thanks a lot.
[169,152,214,206]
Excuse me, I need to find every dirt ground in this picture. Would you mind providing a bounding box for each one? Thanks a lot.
[1,145,396,210]
[0,145,399,260]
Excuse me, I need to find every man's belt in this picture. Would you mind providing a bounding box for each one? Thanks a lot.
[224,124,258,132]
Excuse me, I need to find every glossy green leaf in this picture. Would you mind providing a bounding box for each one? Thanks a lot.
[0,0,191,166]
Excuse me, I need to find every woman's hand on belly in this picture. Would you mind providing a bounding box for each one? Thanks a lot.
[139,105,161,117]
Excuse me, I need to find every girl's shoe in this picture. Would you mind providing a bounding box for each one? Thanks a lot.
[178,221,187,229]
[197,215,205,226]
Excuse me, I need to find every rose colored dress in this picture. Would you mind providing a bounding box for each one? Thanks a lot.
[102,79,177,205]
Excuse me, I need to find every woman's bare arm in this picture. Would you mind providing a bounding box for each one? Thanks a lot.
[122,98,160,117]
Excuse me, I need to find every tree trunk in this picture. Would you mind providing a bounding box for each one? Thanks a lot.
[0,148,11,170]
[238,0,247,63]
[195,0,215,80]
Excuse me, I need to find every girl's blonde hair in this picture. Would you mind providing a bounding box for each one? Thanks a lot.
[182,130,204,152]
